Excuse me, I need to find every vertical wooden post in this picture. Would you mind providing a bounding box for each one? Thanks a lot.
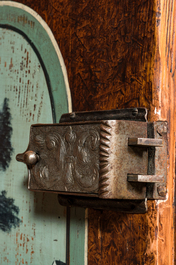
[87,0,176,264]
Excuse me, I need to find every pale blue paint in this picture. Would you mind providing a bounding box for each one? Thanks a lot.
[0,3,71,123]
[70,207,86,265]
[0,26,66,265]
[0,3,86,265]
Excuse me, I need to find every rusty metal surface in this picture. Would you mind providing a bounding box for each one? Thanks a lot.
[60,108,148,123]
[17,119,167,201]
[99,120,148,199]
[19,123,100,194]
[17,120,149,199]
[147,121,168,199]
[128,138,163,147]
[127,174,164,183]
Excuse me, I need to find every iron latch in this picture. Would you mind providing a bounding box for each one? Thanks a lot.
[16,108,167,213]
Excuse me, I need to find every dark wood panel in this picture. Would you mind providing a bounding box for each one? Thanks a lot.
[88,202,157,265]
[17,0,155,112]
[15,0,176,264]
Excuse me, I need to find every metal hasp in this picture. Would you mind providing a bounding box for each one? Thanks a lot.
[16,108,167,213]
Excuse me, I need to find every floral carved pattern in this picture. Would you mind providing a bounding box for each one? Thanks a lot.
[28,124,100,194]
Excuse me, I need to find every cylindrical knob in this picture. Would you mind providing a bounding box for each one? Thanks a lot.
[16,151,39,166]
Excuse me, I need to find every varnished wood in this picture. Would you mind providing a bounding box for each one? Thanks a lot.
[14,0,176,264]
[16,0,156,112]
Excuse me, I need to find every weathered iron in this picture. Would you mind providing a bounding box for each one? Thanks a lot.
[60,108,147,123]
[146,121,168,199]
[127,174,164,183]
[128,138,163,147]
[16,108,168,212]
[58,194,148,213]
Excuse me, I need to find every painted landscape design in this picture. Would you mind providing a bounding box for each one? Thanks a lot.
[0,98,21,232]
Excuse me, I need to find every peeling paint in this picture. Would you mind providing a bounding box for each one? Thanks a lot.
[0,1,72,263]
[0,28,66,264]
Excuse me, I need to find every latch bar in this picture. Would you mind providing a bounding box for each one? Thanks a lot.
[127,174,164,183]
[128,137,163,147]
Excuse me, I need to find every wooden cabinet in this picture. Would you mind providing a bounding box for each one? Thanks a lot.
[1,0,175,264]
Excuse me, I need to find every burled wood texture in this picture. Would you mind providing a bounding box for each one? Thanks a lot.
[16,0,156,112]
[15,0,176,264]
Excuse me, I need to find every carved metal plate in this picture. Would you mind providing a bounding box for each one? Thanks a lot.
[27,123,100,194]
[98,120,148,199]
[17,120,149,199]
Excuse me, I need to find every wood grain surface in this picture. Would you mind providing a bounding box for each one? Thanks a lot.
[13,0,176,264]
[16,0,156,112]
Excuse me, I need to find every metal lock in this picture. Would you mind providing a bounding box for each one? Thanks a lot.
[16,108,167,213]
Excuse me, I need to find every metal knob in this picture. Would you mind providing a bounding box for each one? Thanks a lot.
[16,150,39,166]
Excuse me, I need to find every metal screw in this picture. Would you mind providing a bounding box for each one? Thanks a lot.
[157,185,167,197]
[70,112,76,119]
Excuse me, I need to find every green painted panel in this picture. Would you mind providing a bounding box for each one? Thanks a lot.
[70,208,87,265]
[0,2,71,123]
[0,28,66,264]
[0,3,86,265]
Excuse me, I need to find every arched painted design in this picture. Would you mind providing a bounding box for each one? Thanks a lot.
[0,2,73,264]
[0,1,72,123]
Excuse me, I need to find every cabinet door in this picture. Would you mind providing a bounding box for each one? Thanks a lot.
[0,3,71,264]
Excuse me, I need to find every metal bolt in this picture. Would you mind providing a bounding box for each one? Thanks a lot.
[157,122,167,136]
[163,125,167,133]
[70,112,76,119]
[157,185,167,197]
[16,150,39,166]
[132,108,138,116]
[24,151,39,166]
